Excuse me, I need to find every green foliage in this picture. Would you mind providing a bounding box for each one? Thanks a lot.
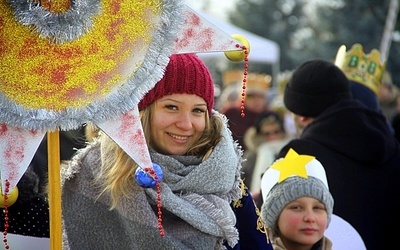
[229,0,400,87]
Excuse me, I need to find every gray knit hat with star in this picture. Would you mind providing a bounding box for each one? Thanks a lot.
[260,148,334,233]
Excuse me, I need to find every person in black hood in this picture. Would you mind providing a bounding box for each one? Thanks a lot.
[274,59,400,250]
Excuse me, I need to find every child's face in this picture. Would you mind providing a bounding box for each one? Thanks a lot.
[277,197,328,249]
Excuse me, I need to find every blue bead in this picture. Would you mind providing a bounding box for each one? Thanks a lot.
[135,163,163,188]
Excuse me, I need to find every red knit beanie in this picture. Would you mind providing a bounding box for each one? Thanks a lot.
[138,53,214,114]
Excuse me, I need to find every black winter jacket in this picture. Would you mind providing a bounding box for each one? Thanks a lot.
[277,100,400,250]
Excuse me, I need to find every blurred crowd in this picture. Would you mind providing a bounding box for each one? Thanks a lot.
[2,46,400,250]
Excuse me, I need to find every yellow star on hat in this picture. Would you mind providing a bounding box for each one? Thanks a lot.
[261,148,330,202]
[270,148,315,183]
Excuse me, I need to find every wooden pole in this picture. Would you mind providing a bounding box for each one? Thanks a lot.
[379,0,399,62]
[47,130,61,250]
[39,1,69,248]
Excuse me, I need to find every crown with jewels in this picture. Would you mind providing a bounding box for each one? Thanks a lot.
[334,43,386,95]
[222,70,271,92]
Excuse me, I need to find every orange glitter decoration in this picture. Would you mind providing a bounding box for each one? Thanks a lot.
[0,0,161,111]
[39,0,71,13]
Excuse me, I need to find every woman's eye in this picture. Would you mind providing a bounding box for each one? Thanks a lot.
[193,108,206,114]
[165,105,178,110]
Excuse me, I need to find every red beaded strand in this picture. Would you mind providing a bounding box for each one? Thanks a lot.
[144,167,165,237]
[238,44,249,118]
[2,180,10,249]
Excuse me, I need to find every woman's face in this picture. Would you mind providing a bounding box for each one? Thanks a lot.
[151,93,207,155]
[259,123,284,141]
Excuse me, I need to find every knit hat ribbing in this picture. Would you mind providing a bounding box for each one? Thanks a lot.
[138,53,214,114]
[262,176,334,233]
[284,59,352,117]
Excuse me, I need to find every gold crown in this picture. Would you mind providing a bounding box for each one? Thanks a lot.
[334,43,386,95]
[222,70,244,86]
[222,70,271,93]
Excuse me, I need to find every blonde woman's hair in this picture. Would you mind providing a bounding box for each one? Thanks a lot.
[84,122,101,142]
[96,103,224,208]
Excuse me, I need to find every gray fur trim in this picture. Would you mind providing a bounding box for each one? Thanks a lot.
[9,0,100,43]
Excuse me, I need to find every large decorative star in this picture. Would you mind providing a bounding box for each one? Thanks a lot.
[271,148,315,183]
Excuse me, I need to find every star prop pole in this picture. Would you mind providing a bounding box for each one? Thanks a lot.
[0,0,250,248]
[47,130,61,250]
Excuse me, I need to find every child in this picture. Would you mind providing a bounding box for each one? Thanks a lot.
[260,148,334,250]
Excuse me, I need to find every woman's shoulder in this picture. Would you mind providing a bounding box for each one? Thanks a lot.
[61,141,101,185]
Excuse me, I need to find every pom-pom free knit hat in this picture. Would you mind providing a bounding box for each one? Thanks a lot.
[138,53,214,115]
[260,149,334,233]
[284,60,352,117]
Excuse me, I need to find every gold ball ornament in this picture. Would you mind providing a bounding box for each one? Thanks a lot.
[0,186,18,208]
[224,34,251,62]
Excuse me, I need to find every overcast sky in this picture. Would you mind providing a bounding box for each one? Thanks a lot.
[184,0,238,21]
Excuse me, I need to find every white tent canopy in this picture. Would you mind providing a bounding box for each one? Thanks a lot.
[189,7,281,85]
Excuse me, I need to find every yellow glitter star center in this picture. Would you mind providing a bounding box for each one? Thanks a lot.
[271,148,315,183]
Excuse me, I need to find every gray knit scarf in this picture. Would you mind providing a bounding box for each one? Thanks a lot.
[62,112,243,250]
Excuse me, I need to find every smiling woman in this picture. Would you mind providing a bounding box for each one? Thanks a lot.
[61,53,273,249]
[150,94,207,156]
